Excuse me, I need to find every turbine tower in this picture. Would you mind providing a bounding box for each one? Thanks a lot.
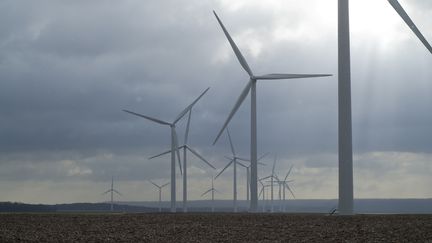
[102,176,122,212]
[123,87,209,212]
[337,0,431,215]
[149,180,169,212]
[212,11,332,212]
[149,101,215,213]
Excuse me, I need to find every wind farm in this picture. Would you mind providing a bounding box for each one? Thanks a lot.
[0,0,431,241]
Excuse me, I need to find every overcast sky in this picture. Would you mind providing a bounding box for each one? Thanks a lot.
[0,0,431,204]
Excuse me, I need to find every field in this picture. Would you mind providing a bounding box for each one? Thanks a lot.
[1,213,431,242]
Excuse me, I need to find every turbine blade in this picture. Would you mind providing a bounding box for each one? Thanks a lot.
[173,128,183,175]
[148,180,159,188]
[213,80,252,145]
[213,11,254,77]
[272,154,277,175]
[113,189,122,196]
[184,110,192,145]
[186,145,216,169]
[258,187,263,198]
[215,159,234,179]
[258,152,270,161]
[214,189,222,194]
[224,155,234,161]
[260,175,272,181]
[226,128,236,156]
[123,110,171,125]
[201,189,212,197]
[174,87,210,124]
[161,182,170,188]
[388,0,432,54]
[102,189,111,195]
[236,157,250,162]
[148,148,175,160]
[255,74,332,80]
[236,160,248,168]
[284,165,294,181]
[285,184,295,199]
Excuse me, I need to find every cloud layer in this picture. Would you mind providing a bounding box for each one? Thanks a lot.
[0,0,431,203]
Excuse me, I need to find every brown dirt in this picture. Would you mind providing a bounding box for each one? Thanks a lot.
[0,213,431,242]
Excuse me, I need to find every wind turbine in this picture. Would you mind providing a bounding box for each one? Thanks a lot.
[337,0,432,215]
[260,154,279,213]
[258,179,271,212]
[278,166,295,212]
[215,128,244,212]
[149,99,216,213]
[201,176,220,212]
[123,87,209,212]
[237,153,268,202]
[149,180,170,213]
[212,11,332,212]
[102,176,122,212]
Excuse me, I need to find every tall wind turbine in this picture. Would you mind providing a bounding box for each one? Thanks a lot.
[149,180,169,213]
[102,176,122,212]
[337,0,432,215]
[123,87,209,212]
[212,11,332,212]
[149,102,216,213]
[201,176,220,212]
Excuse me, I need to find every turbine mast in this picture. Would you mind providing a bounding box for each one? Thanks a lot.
[338,0,354,215]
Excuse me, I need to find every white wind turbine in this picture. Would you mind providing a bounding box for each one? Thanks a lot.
[215,128,244,212]
[123,87,209,212]
[212,11,332,212]
[201,176,220,212]
[149,99,216,213]
[237,153,268,202]
[337,0,432,215]
[149,180,169,213]
[258,179,271,212]
[260,154,279,213]
[269,166,295,212]
[278,166,295,212]
[102,176,122,212]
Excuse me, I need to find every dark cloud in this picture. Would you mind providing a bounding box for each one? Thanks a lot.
[0,0,431,202]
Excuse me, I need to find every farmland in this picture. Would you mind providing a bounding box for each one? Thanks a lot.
[1,213,431,242]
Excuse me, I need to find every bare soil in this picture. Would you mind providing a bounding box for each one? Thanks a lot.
[0,213,431,242]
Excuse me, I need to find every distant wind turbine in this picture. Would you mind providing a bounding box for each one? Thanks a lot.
[337,0,432,215]
[149,180,169,213]
[201,176,220,212]
[123,87,210,212]
[102,176,122,212]
[149,98,216,213]
[215,128,252,212]
[278,166,295,212]
[258,179,271,212]
[212,10,332,212]
[260,154,279,213]
[237,153,268,202]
